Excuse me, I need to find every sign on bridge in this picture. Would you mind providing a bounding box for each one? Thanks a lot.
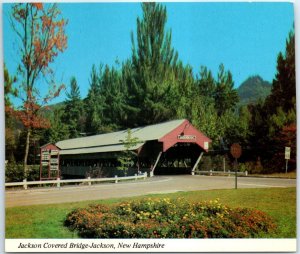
[177,135,196,140]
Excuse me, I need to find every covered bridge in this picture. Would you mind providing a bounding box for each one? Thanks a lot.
[40,119,211,179]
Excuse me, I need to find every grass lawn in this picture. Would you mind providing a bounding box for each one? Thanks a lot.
[250,171,296,179]
[6,187,296,238]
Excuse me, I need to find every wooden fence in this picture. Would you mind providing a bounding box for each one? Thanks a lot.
[195,170,248,176]
[5,172,148,190]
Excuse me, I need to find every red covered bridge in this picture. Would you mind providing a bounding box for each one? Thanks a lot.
[40,119,211,179]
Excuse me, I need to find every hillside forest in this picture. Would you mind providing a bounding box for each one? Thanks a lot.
[4,3,296,181]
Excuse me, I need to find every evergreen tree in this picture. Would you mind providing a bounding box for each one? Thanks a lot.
[4,64,18,162]
[197,66,215,98]
[265,30,295,112]
[174,62,195,120]
[132,3,178,78]
[129,2,179,125]
[264,29,296,152]
[4,64,17,108]
[214,64,239,116]
[248,29,296,172]
[63,77,84,138]
[100,65,128,131]
[84,65,105,134]
[120,60,140,128]
[43,106,69,143]
[248,100,270,150]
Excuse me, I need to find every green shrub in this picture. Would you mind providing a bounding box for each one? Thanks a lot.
[6,163,40,182]
[64,198,276,238]
[26,165,40,181]
[238,160,264,174]
[5,162,24,182]
[200,156,212,171]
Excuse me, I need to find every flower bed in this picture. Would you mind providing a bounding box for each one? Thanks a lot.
[64,198,276,238]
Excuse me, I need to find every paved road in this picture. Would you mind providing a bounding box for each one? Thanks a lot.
[6,175,296,207]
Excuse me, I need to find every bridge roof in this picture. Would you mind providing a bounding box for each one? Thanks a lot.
[57,119,194,155]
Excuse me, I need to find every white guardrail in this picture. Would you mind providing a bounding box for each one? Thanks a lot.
[5,172,148,190]
[195,170,248,176]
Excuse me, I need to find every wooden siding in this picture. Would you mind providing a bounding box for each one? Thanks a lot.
[159,120,212,152]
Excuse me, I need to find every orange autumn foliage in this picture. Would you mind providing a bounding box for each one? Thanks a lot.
[32,2,43,10]
[5,99,50,130]
[12,3,67,74]
[11,3,68,129]
[10,3,68,168]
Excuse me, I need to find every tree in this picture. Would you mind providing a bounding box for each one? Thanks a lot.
[277,124,296,170]
[189,95,219,144]
[188,64,241,147]
[63,77,84,138]
[42,106,69,144]
[10,3,67,173]
[246,29,296,172]
[173,62,195,120]
[100,65,128,131]
[247,99,271,158]
[120,60,140,128]
[84,65,105,134]
[117,129,141,176]
[197,66,215,98]
[129,2,179,125]
[4,64,17,108]
[4,64,18,162]
[214,64,239,116]
[219,106,251,146]
[131,3,178,79]
[263,29,296,145]
[265,123,297,172]
[265,30,295,112]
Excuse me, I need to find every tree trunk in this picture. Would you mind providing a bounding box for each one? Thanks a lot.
[23,127,31,177]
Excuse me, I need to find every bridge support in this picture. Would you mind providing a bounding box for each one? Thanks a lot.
[150,152,162,177]
[191,152,204,175]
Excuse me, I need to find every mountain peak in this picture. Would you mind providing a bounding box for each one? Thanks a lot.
[238,75,271,105]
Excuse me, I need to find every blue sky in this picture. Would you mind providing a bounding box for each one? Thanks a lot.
[3,2,294,105]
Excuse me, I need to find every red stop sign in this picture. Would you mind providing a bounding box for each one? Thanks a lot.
[230,143,242,159]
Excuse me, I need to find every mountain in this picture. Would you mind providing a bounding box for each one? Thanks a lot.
[237,75,272,105]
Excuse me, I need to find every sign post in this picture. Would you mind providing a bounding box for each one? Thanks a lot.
[230,143,242,189]
[285,147,291,173]
[40,144,60,180]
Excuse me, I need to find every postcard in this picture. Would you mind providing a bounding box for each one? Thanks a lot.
[3,1,297,252]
